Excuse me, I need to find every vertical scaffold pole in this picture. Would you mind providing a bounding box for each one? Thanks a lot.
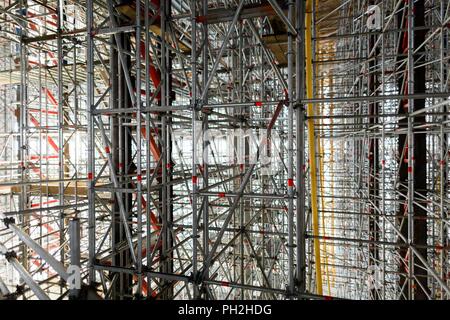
[191,0,199,299]
[296,0,306,298]
[86,0,95,285]
[305,0,323,295]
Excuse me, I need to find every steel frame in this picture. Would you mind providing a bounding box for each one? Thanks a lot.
[0,0,448,300]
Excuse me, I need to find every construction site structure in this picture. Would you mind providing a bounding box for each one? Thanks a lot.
[0,0,449,300]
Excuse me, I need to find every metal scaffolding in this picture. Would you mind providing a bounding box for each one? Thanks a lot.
[0,0,448,300]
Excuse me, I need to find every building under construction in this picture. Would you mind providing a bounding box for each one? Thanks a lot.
[0,0,448,301]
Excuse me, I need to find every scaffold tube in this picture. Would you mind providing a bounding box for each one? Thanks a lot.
[0,242,50,300]
[305,0,323,295]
